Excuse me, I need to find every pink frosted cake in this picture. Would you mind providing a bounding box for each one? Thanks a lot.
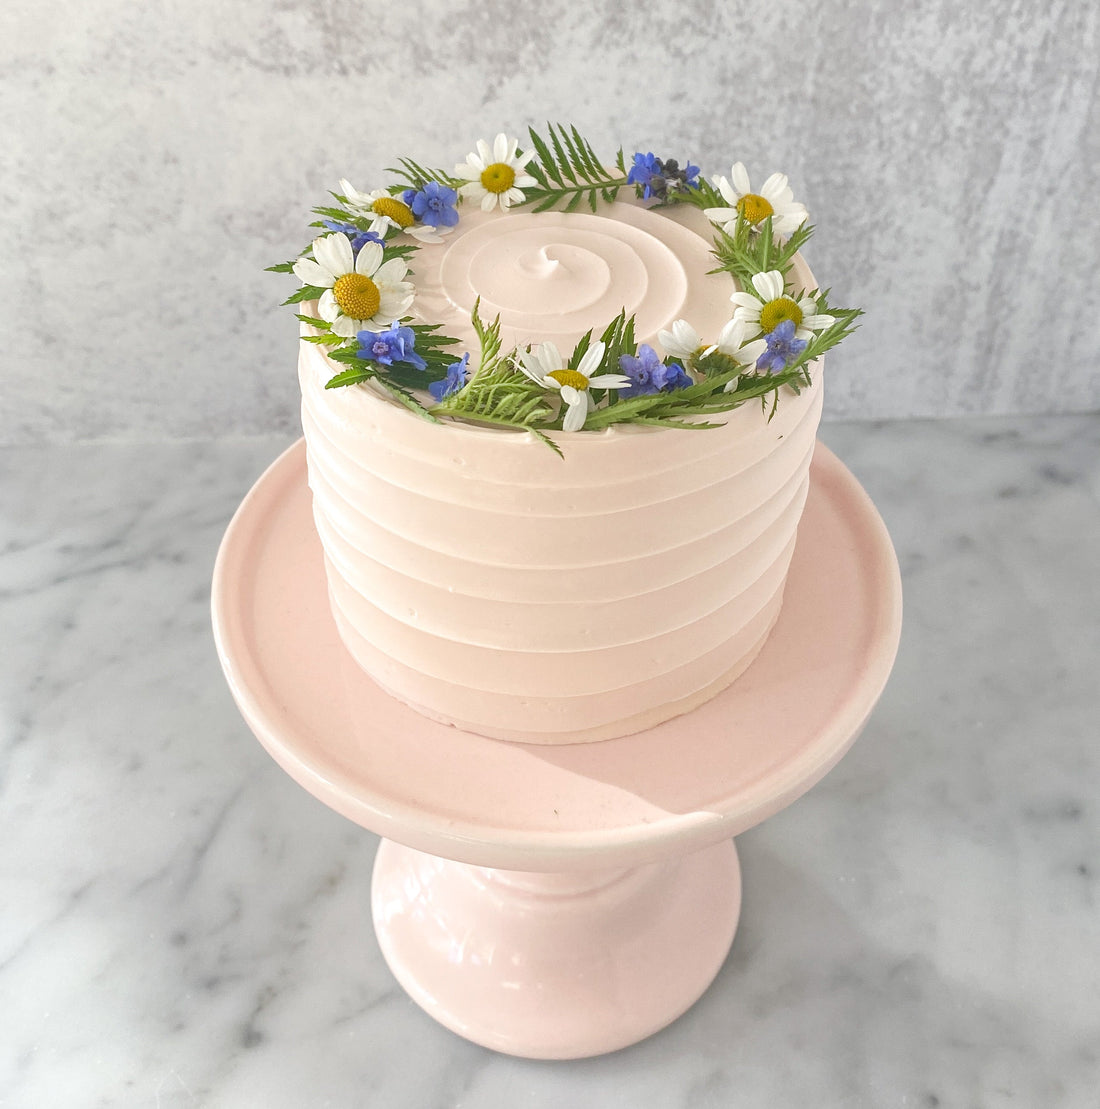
[277,127,857,744]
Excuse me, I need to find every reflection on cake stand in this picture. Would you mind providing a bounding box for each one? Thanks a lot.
[211,440,902,1059]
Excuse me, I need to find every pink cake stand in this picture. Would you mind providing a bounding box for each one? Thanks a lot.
[212,439,901,1060]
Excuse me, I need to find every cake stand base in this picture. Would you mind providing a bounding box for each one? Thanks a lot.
[372,837,741,1059]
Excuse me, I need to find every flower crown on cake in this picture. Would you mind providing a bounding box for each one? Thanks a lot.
[270,124,861,455]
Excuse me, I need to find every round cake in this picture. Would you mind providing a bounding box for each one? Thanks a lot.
[296,198,825,744]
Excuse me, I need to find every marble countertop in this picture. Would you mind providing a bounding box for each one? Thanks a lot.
[2,414,1097,1108]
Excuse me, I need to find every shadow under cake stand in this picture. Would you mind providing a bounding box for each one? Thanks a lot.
[211,439,902,1060]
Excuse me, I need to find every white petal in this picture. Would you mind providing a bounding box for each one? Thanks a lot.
[576,341,606,377]
[405,225,438,243]
[731,162,751,196]
[802,314,835,331]
[752,271,785,301]
[480,191,498,211]
[515,147,537,168]
[536,342,563,376]
[313,233,353,278]
[588,374,630,390]
[378,290,414,319]
[714,177,736,206]
[738,338,767,365]
[458,180,485,199]
[716,317,748,351]
[730,291,762,312]
[353,241,384,278]
[454,162,481,180]
[476,139,493,165]
[317,289,338,322]
[760,172,789,203]
[514,174,538,189]
[562,396,587,432]
[559,384,581,406]
[292,256,333,287]
[517,352,546,384]
[503,187,526,206]
[493,133,509,163]
[373,257,408,285]
[330,314,358,338]
[704,205,737,227]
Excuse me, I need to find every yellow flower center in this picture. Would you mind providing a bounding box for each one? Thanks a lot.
[759,296,803,334]
[371,196,415,228]
[547,369,590,391]
[333,273,381,321]
[737,193,775,224]
[480,162,516,194]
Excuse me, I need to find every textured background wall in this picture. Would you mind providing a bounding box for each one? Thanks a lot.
[3,0,1098,443]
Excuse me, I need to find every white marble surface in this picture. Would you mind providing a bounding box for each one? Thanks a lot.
[2,415,1098,1106]
[4,0,1100,444]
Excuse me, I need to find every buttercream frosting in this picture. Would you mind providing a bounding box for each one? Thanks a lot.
[298,199,823,743]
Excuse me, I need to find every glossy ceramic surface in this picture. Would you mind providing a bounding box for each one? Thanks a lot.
[371,838,742,1059]
[211,438,901,873]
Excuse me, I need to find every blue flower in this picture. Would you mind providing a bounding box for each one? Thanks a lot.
[356,323,427,371]
[627,152,701,200]
[428,352,470,402]
[660,360,693,391]
[755,319,808,374]
[627,152,664,199]
[619,345,691,398]
[322,219,385,256]
[406,181,460,228]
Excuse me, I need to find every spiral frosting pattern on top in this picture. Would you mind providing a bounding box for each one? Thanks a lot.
[414,202,734,355]
[299,201,825,744]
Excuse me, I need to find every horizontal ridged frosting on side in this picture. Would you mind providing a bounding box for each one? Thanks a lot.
[313,472,809,651]
[306,449,811,602]
[330,581,786,743]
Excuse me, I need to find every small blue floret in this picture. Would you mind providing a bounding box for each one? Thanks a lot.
[755,319,808,374]
[619,345,691,398]
[428,352,470,402]
[356,323,427,371]
[408,181,460,228]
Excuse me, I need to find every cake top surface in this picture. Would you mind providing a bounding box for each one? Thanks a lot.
[273,125,860,454]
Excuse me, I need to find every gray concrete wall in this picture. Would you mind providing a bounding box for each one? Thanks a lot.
[4,0,1097,442]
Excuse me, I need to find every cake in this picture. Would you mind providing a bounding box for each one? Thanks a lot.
[277,127,857,745]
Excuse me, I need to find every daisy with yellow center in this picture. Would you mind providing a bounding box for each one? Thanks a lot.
[518,340,630,432]
[338,179,452,243]
[730,270,835,346]
[454,134,537,212]
[658,318,767,380]
[292,234,414,338]
[704,163,808,238]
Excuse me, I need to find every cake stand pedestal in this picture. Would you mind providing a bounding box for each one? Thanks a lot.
[212,440,902,1060]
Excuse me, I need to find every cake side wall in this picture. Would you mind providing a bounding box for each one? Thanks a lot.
[298,340,823,743]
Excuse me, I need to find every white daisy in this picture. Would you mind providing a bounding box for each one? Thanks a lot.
[339,179,454,243]
[517,340,630,432]
[729,270,835,344]
[716,318,770,390]
[658,317,766,368]
[704,163,808,237]
[454,133,537,212]
[292,234,414,338]
[657,319,712,363]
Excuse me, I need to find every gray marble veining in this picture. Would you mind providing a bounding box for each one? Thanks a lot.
[4,1,1099,445]
[1,415,1097,1106]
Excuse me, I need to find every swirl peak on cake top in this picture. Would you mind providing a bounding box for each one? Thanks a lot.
[273,123,861,454]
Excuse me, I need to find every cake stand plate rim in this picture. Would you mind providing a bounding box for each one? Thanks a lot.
[212,437,902,869]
